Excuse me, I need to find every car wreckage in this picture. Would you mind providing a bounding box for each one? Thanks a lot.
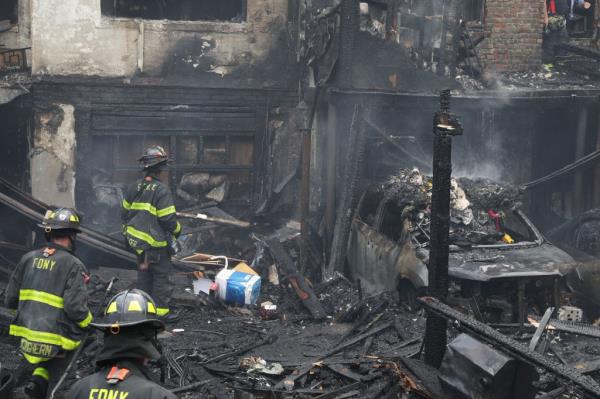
[347,169,579,323]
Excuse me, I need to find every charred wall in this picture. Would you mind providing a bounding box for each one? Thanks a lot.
[30,0,294,88]
[31,80,299,229]
[319,91,600,239]
[333,0,460,92]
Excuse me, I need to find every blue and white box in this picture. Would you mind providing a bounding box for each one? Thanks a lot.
[215,269,261,306]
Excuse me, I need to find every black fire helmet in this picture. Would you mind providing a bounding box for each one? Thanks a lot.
[90,289,165,333]
[39,207,82,233]
[138,145,170,170]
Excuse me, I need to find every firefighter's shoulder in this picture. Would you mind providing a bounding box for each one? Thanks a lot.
[68,372,176,399]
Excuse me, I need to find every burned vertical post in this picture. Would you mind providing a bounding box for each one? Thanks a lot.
[298,99,311,275]
[424,89,462,368]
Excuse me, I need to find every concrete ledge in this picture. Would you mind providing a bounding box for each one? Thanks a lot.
[100,17,248,34]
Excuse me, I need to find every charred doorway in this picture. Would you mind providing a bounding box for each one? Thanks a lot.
[0,93,31,254]
[75,92,263,235]
[0,94,30,189]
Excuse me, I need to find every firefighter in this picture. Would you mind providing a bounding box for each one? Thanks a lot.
[5,207,92,399]
[121,146,181,323]
[67,289,176,399]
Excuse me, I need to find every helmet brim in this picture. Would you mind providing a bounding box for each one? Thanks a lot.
[91,318,165,331]
[38,223,82,233]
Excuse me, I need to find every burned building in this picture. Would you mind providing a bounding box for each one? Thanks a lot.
[1,0,299,238]
[3,0,600,398]
[1,0,600,239]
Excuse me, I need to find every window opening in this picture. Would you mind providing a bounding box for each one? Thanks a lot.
[101,0,245,22]
[463,0,484,23]
[0,0,18,26]
[360,1,387,38]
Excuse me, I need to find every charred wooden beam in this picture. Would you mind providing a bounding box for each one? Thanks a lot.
[424,89,462,368]
[265,237,326,319]
[418,296,600,397]
[324,106,365,280]
[555,43,600,61]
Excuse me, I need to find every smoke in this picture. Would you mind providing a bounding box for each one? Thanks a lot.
[453,161,505,182]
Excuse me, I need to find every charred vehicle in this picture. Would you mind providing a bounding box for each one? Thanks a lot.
[347,169,578,323]
[548,209,600,312]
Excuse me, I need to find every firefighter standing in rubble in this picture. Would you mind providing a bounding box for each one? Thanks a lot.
[121,146,181,323]
[66,289,176,399]
[5,208,92,399]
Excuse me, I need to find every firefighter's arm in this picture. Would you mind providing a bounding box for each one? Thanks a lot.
[156,185,181,238]
[121,184,133,226]
[63,263,93,329]
[4,257,25,309]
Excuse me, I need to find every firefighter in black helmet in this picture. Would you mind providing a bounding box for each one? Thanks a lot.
[5,207,92,399]
[67,289,176,399]
[121,146,181,323]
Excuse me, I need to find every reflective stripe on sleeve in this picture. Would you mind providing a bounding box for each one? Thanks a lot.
[77,311,93,328]
[173,221,181,235]
[33,367,49,381]
[157,205,176,218]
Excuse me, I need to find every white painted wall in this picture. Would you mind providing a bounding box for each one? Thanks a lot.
[30,0,288,77]
[31,104,77,207]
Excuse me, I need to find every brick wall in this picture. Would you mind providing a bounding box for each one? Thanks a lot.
[478,0,545,72]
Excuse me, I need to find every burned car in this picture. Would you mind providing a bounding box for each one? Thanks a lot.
[347,169,578,322]
[547,209,600,313]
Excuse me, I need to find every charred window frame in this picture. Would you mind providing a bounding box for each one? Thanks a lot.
[90,132,256,206]
[359,1,388,39]
[463,0,484,23]
[0,0,18,26]
[101,0,247,22]
[566,0,595,37]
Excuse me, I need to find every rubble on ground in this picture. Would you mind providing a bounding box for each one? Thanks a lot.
[2,173,600,398]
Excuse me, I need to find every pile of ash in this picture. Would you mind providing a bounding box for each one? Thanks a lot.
[385,168,524,247]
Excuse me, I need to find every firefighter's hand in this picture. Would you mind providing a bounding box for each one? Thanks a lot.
[139,261,150,271]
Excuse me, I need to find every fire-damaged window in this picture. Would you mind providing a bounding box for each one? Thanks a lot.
[89,132,255,226]
[101,0,246,22]
[566,0,595,37]
[0,0,18,26]
[463,0,484,22]
[360,1,387,38]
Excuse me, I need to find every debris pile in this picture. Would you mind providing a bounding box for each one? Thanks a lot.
[386,168,524,247]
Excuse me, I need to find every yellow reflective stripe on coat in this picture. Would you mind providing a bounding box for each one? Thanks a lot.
[156,307,170,316]
[124,200,176,218]
[10,325,80,350]
[77,311,93,328]
[33,367,49,381]
[173,221,181,235]
[19,289,64,309]
[157,205,176,218]
[23,353,51,365]
[125,226,167,247]
[129,202,158,215]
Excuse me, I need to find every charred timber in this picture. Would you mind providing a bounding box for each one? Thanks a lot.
[424,89,462,368]
[418,296,600,398]
[555,43,600,61]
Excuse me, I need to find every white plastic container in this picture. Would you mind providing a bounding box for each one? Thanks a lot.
[213,257,261,305]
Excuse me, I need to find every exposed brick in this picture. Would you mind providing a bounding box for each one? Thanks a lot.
[477,0,543,72]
